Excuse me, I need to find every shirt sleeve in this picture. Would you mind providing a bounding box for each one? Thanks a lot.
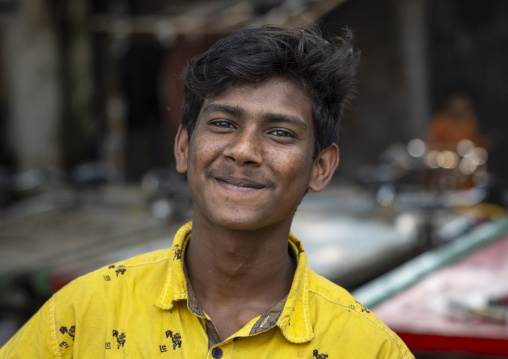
[0,297,57,358]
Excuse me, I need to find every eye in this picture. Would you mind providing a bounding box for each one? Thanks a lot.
[210,120,236,129]
[268,129,296,138]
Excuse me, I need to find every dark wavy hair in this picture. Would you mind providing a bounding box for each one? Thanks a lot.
[181,24,360,157]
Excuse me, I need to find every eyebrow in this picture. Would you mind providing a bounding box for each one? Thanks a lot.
[201,103,245,118]
[202,103,308,130]
[262,113,308,130]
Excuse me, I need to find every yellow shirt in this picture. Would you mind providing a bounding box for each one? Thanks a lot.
[0,222,414,358]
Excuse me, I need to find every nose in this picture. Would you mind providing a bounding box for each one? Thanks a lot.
[223,128,263,166]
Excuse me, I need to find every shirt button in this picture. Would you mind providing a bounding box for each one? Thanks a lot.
[212,347,223,358]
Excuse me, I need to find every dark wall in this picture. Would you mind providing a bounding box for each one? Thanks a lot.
[320,0,411,177]
[322,0,508,188]
[427,0,508,185]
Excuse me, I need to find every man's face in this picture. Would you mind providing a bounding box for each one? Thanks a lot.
[175,77,337,231]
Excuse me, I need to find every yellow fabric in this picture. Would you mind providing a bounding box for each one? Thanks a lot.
[0,222,414,358]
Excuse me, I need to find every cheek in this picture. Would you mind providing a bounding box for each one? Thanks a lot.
[270,147,303,161]
[189,136,222,163]
[269,149,313,179]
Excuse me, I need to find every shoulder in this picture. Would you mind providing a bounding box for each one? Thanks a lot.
[307,269,378,322]
[0,249,174,357]
[307,269,362,308]
[307,270,413,358]
[79,247,170,278]
[101,247,173,269]
[46,249,173,347]
[54,248,172,305]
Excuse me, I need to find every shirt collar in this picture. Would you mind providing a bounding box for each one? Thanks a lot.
[155,221,314,343]
[276,232,314,343]
[155,221,192,310]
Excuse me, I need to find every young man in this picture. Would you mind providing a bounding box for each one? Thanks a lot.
[1,25,414,358]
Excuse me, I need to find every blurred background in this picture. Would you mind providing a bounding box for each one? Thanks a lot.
[1,0,508,357]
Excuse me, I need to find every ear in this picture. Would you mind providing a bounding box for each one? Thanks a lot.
[174,125,189,174]
[308,143,339,192]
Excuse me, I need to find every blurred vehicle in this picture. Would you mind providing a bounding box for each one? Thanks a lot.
[407,138,489,191]
[356,138,504,252]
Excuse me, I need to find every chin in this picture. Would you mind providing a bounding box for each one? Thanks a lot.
[215,216,265,231]
[194,198,296,232]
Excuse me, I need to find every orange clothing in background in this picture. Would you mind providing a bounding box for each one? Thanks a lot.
[425,111,481,149]
[425,93,488,150]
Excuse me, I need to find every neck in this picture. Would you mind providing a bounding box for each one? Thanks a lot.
[185,219,296,305]
[184,216,298,340]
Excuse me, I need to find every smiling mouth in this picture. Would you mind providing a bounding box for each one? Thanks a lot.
[215,176,269,189]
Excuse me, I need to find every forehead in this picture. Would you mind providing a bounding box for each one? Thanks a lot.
[200,77,313,125]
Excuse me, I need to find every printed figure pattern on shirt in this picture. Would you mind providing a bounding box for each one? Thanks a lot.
[103,264,127,281]
[60,326,75,341]
[58,325,75,350]
[112,330,126,349]
[313,349,328,359]
[173,244,182,260]
[355,300,371,314]
[166,330,182,350]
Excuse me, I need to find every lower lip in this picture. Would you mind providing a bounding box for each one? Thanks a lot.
[215,179,265,194]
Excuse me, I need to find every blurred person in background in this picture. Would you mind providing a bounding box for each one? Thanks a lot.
[423,91,490,190]
[425,91,488,151]
[0,25,413,358]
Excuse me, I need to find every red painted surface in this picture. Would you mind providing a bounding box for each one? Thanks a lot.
[374,234,508,355]
[398,333,508,356]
